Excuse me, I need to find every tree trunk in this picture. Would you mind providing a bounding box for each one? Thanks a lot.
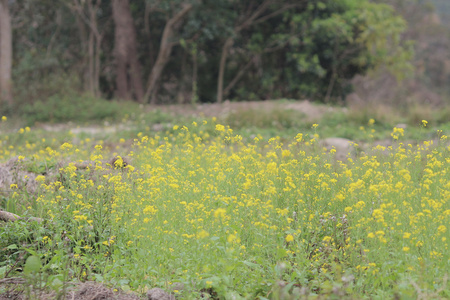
[112,0,130,100]
[143,3,193,104]
[216,37,233,104]
[126,7,144,102]
[112,0,144,102]
[75,13,90,91]
[191,47,198,104]
[88,0,102,98]
[223,57,255,99]
[0,0,13,105]
[88,24,96,94]
[71,0,103,98]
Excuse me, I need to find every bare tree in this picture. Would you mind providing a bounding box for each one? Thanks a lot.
[112,0,144,102]
[0,0,13,105]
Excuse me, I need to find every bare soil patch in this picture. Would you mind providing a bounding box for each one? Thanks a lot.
[152,100,337,121]
[0,281,142,300]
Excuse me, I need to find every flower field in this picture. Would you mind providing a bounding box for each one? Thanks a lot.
[0,117,449,299]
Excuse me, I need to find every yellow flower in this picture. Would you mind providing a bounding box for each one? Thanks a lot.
[285,234,294,242]
[227,234,236,243]
[60,143,73,151]
[391,127,404,140]
[281,149,291,158]
[114,156,124,168]
[197,230,209,239]
[214,208,226,219]
[437,225,446,234]
[215,124,225,132]
[322,236,332,243]
[403,247,410,252]
[422,120,428,127]
[35,175,46,182]
[1,116,6,122]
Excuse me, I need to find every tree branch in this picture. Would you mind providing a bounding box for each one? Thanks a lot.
[223,58,255,98]
[144,3,194,103]
[0,210,43,223]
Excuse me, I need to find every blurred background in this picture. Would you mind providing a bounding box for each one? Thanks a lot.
[0,0,449,124]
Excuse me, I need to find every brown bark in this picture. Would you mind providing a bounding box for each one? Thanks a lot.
[127,17,144,102]
[0,0,13,105]
[112,0,144,102]
[112,0,130,99]
[75,13,90,90]
[191,48,198,103]
[144,3,193,104]
[217,37,233,103]
[88,0,102,97]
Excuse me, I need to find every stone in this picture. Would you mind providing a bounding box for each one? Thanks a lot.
[147,288,175,300]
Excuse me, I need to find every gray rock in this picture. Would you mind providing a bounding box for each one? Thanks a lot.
[147,288,175,300]
[395,123,407,129]
[0,157,38,194]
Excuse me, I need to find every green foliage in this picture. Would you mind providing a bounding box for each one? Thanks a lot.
[2,117,449,298]
[3,106,450,298]
[7,0,414,105]
[20,94,135,125]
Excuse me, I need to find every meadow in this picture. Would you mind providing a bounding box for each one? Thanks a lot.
[0,104,449,299]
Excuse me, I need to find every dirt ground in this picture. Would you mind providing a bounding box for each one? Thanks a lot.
[152,99,338,121]
[0,280,142,300]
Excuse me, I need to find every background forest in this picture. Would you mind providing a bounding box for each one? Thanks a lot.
[0,0,449,121]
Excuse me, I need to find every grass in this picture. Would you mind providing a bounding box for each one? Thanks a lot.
[0,106,449,299]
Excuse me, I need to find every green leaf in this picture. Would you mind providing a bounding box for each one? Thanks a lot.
[0,266,7,276]
[24,256,42,274]
[243,260,260,270]
[6,244,18,250]
[51,278,63,289]
[277,247,288,259]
